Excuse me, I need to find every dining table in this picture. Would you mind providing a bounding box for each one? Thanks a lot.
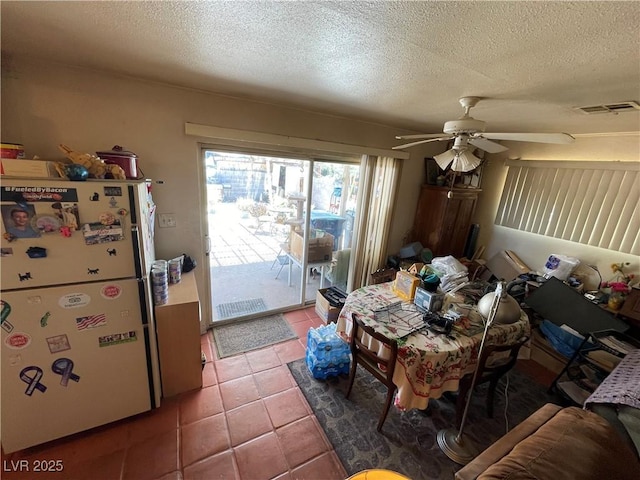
[335,281,531,411]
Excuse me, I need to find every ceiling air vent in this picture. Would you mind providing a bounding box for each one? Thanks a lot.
[574,101,640,115]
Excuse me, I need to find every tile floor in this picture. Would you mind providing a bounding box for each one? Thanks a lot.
[2,307,346,480]
[2,307,555,480]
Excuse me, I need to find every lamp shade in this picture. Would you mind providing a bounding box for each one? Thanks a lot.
[477,285,521,324]
[434,148,481,172]
[434,149,456,170]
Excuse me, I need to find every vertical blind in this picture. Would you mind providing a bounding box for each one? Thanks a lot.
[495,160,639,255]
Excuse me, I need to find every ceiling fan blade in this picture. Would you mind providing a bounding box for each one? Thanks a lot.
[434,149,456,170]
[468,137,509,153]
[481,132,575,144]
[395,133,447,140]
[392,137,452,150]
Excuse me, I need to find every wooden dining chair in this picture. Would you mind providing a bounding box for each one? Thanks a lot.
[454,335,530,429]
[346,313,398,432]
[370,268,397,285]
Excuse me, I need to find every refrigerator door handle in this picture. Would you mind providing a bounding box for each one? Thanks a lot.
[131,225,143,278]
[205,235,211,256]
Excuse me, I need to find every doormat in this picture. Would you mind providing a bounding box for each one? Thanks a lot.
[215,298,267,319]
[211,314,298,358]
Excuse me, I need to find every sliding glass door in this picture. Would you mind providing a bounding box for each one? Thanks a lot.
[204,148,360,323]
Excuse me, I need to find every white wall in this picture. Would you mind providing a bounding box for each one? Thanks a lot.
[3,57,638,320]
[1,57,435,321]
[474,145,640,282]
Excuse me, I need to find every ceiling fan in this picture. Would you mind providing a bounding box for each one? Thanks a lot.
[393,97,575,172]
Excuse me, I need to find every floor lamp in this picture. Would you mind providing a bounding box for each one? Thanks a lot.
[436,281,507,465]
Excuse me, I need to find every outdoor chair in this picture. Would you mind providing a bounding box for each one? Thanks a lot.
[346,313,398,432]
[453,335,530,429]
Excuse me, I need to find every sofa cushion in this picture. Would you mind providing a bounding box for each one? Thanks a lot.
[479,407,639,480]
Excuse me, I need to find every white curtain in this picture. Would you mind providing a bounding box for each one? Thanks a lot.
[348,155,402,290]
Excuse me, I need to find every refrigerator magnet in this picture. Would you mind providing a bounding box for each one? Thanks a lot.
[46,334,71,354]
[87,268,100,275]
[1,299,11,322]
[1,247,13,256]
[52,358,80,387]
[106,248,117,256]
[98,330,137,348]
[101,284,122,300]
[90,192,100,201]
[18,272,32,281]
[20,366,47,396]
[82,220,124,245]
[5,332,32,349]
[40,311,51,327]
[75,313,107,331]
[103,186,122,197]
[1,300,15,333]
[59,293,91,309]
[31,214,61,233]
[26,247,47,258]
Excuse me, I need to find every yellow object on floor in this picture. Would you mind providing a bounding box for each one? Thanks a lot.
[347,469,411,480]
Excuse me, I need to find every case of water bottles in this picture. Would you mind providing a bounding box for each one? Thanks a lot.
[305,323,351,380]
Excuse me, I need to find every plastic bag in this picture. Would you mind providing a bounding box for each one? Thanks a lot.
[542,254,580,281]
[539,320,594,358]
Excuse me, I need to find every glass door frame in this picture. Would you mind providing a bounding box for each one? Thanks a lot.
[200,145,360,325]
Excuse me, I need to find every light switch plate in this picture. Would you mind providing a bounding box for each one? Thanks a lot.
[158,213,177,228]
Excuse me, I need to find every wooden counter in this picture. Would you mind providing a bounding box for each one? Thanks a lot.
[154,271,202,397]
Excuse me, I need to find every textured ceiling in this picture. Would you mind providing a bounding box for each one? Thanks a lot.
[1,1,639,138]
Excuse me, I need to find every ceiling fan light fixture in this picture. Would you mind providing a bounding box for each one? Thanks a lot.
[435,146,481,173]
[452,149,482,172]
[434,149,457,170]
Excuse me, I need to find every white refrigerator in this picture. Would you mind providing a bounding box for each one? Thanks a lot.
[0,177,161,453]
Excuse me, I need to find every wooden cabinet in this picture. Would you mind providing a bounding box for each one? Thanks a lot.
[154,271,202,397]
[412,185,481,257]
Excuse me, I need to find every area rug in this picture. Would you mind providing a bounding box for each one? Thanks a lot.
[216,298,267,319]
[212,314,298,358]
[287,358,559,479]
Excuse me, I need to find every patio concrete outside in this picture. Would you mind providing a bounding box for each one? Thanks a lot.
[208,202,328,323]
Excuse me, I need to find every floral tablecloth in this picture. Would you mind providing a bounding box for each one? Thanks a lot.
[336,282,531,411]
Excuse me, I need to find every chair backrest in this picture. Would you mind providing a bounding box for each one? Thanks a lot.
[350,314,398,385]
[477,335,530,379]
[370,268,397,285]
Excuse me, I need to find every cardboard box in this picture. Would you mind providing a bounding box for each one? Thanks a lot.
[408,263,424,275]
[414,287,444,312]
[290,229,334,263]
[315,288,343,324]
[530,329,567,374]
[0,158,60,178]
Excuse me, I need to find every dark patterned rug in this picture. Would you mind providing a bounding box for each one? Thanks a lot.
[287,358,559,479]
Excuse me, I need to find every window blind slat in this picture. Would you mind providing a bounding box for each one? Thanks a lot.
[496,163,639,255]
[580,171,614,245]
[567,169,595,242]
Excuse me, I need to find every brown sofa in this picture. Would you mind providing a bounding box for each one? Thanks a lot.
[455,403,640,480]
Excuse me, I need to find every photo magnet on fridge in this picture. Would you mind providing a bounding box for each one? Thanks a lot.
[46,334,71,354]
